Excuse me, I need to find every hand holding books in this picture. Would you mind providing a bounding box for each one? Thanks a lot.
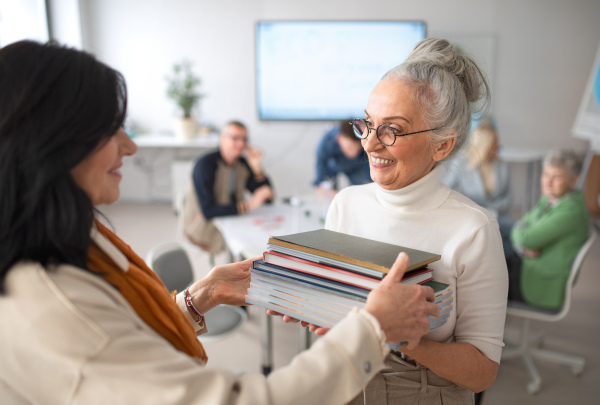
[187,258,254,314]
[365,252,439,349]
[248,229,453,347]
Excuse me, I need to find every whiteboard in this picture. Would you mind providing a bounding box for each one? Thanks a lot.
[572,40,600,151]
[256,21,426,120]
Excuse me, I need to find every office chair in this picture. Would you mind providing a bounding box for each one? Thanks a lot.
[145,242,248,342]
[502,227,598,394]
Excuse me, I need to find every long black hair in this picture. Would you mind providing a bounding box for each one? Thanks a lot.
[0,41,127,293]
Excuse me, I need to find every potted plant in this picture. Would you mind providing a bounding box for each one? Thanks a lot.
[165,59,204,140]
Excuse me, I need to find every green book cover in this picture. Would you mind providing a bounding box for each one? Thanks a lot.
[422,280,451,295]
[269,229,440,274]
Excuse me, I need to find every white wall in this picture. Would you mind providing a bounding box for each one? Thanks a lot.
[78,0,600,200]
[0,0,49,46]
[47,0,83,48]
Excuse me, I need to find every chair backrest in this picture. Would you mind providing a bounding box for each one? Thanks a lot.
[146,242,194,292]
[146,242,248,341]
[561,227,598,317]
[507,226,598,322]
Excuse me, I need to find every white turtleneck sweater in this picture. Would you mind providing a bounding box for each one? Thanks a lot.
[326,166,508,363]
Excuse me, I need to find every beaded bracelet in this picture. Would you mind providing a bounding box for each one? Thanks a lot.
[184,289,204,322]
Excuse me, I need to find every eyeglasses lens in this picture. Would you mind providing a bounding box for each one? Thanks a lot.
[377,125,395,146]
[352,120,367,139]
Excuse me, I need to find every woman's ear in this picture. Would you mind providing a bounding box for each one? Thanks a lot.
[433,134,457,162]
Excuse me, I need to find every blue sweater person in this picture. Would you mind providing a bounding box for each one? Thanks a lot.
[313,124,371,191]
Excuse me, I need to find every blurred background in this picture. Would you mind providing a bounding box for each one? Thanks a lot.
[2,0,598,207]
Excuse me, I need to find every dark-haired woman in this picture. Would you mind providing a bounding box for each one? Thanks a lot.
[0,40,438,405]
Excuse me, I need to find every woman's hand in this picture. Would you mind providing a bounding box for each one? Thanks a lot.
[187,257,255,314]
[246,146,265,177]
[266,310,300,323]
[266,310,331,335]
[366,252,439,349]
[522,248,541,258]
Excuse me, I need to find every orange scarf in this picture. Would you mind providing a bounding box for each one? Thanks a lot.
[86,220,208,363]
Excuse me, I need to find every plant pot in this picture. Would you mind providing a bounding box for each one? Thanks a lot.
[174,118,198,140]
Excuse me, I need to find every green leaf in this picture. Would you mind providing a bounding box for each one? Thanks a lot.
[165,59,204,118]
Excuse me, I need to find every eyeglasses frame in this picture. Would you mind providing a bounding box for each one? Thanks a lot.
[350,119,438,147]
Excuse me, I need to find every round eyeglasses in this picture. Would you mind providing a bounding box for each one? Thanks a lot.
[350,119,438,147]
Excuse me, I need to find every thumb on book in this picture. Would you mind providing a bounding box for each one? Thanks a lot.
[383,252,409,284]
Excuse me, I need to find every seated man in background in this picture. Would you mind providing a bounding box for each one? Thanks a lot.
[508,149,589,309]
[313,119,371,196]
[182,121,273,254]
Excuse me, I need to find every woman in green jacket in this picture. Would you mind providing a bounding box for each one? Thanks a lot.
[509,149,589,309]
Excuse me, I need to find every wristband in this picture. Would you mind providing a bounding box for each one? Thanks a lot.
[185,289,204,322]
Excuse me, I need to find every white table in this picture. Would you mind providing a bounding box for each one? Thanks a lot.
[213,197,326,374]
[213,198,325,259]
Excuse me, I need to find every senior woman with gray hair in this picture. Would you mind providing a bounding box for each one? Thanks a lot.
[508,149,589,309]
[324,38,508,404]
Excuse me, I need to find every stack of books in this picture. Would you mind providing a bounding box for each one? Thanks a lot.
[246,229,453,336]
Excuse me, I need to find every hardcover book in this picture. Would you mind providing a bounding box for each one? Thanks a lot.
[263,250,382,289]
[263,251,434,290]
[269,229,441,274]
[252,260,371,299]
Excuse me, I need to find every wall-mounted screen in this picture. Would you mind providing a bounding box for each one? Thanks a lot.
[256,20,426,121]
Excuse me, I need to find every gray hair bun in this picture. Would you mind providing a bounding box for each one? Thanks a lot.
[406,38,489,105]
[383,38,491,157]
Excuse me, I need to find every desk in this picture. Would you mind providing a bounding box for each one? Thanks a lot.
[213,197,325,374]
[133,132,219,149]
[213,199,325,259]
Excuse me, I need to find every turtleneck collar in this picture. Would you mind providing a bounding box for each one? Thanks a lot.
[374,166,451,213]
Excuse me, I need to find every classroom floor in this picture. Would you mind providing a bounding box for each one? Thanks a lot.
[99,201,600,405]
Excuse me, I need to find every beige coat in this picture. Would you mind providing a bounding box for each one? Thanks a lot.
[0,226,388,405]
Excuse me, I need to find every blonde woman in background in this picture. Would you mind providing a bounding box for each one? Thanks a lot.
[441,120,515,255]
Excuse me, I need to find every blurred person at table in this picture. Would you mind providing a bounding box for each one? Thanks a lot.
[507,149,589,309]
[0,40,440,405]
[313,119,371,197]
[182,120,274,254]
[440,119,515,255]
[323,38,508,404]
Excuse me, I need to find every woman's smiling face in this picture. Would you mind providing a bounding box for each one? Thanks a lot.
[362,78,453,191]
[71,128,137,206]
